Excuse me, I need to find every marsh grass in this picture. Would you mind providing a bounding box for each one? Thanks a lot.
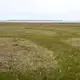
[0,23,80,80]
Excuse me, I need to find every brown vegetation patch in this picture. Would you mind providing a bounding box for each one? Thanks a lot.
[0,38,57,73]
[62,38,80,47]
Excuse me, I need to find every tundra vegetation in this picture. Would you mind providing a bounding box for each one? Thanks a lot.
[0,23,80,80]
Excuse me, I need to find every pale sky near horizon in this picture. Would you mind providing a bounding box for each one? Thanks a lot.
[0,0,80,21]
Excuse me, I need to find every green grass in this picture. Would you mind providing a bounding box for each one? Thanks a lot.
[0,23,80,80]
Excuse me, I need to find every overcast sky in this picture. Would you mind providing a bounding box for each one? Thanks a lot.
[0,0,80,21]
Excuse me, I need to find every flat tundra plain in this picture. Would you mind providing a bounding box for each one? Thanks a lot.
[0,23,80,80]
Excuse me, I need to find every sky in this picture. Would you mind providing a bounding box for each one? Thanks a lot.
[0,0,80,21]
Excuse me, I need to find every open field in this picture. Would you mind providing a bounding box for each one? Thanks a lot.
[0,22,80,80]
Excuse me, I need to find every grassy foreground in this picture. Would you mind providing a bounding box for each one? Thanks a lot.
[0,23,80,80]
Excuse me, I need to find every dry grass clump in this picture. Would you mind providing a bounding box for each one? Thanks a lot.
[0,38,57,73]
[62,38,80,47]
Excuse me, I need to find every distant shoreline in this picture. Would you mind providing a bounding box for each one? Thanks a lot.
[0,20,80,23]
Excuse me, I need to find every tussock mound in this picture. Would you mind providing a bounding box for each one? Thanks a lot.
[0,38,57,73]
